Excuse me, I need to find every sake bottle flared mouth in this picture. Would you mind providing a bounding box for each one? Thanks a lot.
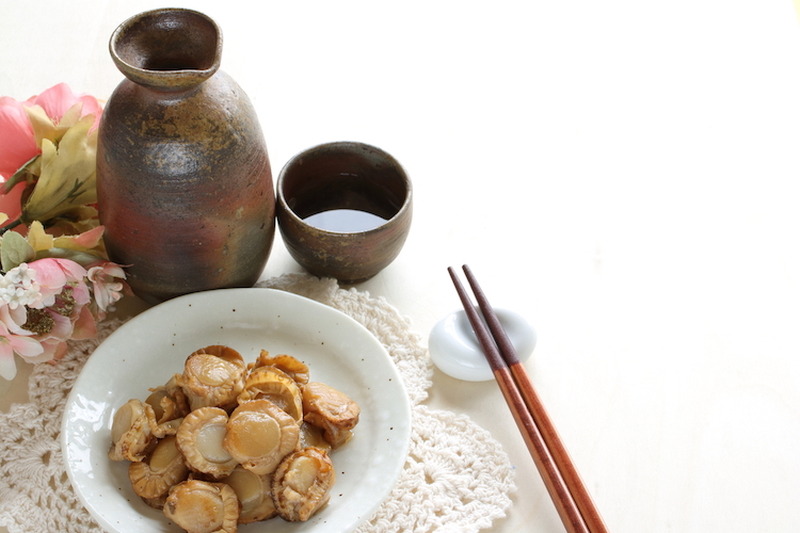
[110,8,222,90]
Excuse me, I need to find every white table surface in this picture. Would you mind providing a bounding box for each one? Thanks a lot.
[3,1,800,531]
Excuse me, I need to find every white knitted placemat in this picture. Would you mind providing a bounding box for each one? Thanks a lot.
[0,273,516,533]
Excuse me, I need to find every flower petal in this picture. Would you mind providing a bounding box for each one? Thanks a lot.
[25,83,76,124]
[21,116,97,222]
[71,305,96,340]
[53,224,104,252]
[26,220,55,253]
[0,348,18,380]
[0,181,26,227]
[9,334,45,358]
[25,83,103,132]
[77,95,103,131]
[71,280,91,306]
[55,258,88,281]
[0,305,29,333]
[0,96,38,178]
[23,338,63,364]
[24,105,59,148]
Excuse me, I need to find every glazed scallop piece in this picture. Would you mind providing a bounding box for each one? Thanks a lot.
[163,479,239,533]
[298,422,331,452]
[271,447,335,522]
[178,349,246,411]
[109,398,156,462]
[219,465,277,523]
[191,345,246,367]
[223,399,300,475]
[145,377,189,438]
[128,435,189,499]
[302,381,360,448]
[237,367,303,422]
[250,350,310,385]
[176,406,238,478]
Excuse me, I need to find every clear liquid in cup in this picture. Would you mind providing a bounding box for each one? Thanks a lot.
[303,208,387,233]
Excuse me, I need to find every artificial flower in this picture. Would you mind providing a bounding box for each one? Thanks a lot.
[88,262,127,313]
[26,221,107,260]
[0,302,28,335]
[26,257,88,308]
[0,95,38,179]
[0,253,118,378]
[0,84,128,380]
[70,303,98,340]
[0,183,26,226]
[16,114,98,224]
[29,309,75,363]
[0,320,41,380]
[0,83,102,229]
[0,263,40,309]
[25,83,102,135]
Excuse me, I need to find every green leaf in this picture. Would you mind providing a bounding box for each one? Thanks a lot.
[0,231,35,272]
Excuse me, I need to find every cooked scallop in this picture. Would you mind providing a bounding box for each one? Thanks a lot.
[220,466,277,523]
[251,350,310,385]
[301,382,360,448]
[147,374,189,417]
[145,378,189,438]
[111,344,360,529]
[271,447,335,522]
[223,399,300,475]
[176,407,238,478]
[163,479,239,533]
[237,367,303,422]
[191,345,245,368]
[178,351,246,411]
[299,422,331,452]
[128,435,190,499]
[109,399,156,462]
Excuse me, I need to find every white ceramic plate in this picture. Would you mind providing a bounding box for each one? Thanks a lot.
[61,288,411,533]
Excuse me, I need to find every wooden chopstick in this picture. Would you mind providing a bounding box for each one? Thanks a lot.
[448,265,607,533]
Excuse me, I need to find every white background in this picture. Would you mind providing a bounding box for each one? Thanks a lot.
[3,1,800,531]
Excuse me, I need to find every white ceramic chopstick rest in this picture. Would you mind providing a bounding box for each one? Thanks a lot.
[428,308,536,381]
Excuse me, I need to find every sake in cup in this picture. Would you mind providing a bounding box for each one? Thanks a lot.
[276,141,412,283]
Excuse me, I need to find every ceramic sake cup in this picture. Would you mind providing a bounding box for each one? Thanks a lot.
[276,141,412,283]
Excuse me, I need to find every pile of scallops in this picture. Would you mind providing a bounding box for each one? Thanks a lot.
[108,345,361,533]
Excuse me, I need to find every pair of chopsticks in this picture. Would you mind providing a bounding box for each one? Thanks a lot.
[448,265,607,533]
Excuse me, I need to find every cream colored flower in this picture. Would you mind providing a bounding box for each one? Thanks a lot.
[20,114,97,223]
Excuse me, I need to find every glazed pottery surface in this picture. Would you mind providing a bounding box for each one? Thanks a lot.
[276,141,412,283]
[97,8,275,303]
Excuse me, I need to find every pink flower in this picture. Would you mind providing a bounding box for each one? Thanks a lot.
[31,290,97,363]
[34,309,77,363]
[0,82,119,380]
[0,304,28,334]
[70,304,97,341]
[0,182,26,225]
[0,96,38,179]
[87,262,127,313]
[25,83,102,132]
[0,316,42,380]
[26,257,88,308]
[30,283,99,363]
[0,83,103,227]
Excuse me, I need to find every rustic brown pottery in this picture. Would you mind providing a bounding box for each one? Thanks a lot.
[97,8,275,303]
[276,141,412,283]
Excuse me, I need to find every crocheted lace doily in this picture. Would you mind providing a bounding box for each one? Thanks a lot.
[0,273,516,533]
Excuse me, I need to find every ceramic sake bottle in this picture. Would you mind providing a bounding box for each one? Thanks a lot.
[97,8,275,303]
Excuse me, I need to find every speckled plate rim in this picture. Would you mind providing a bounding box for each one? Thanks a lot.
[60,288,411,533]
